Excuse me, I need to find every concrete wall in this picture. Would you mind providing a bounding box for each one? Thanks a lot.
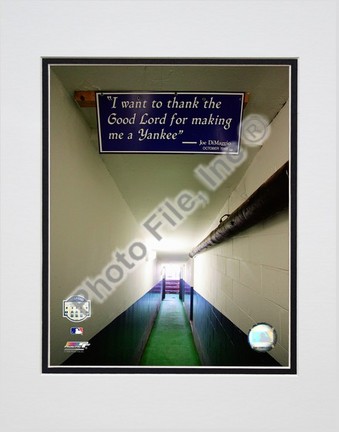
[49,71,156,365]
[193,103,290,365]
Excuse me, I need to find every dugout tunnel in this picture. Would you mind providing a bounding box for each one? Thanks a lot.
[44,59,294,371]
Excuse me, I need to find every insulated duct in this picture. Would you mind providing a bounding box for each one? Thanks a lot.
[189,161,289,258]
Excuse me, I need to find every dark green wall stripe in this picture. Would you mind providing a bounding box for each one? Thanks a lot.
[186,289,281,367]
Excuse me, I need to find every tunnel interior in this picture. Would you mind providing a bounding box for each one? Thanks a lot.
[47,61,291,370]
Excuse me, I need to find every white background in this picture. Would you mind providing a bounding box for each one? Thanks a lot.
[0,1,336,431]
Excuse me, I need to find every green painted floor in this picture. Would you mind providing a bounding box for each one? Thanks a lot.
[139,294,201,366]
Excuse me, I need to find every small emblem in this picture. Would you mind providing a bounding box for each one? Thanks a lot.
[63,295,91,322]
[248,323,277,352]
[64,341,90,352]
[70,327,84,335]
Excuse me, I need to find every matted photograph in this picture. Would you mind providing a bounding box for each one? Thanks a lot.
[42,58,297,374]
[1,1,337,431]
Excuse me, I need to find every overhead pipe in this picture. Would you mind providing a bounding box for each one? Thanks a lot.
[189,161,289,258]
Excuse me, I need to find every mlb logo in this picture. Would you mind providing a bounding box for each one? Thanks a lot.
[70,327,83,335]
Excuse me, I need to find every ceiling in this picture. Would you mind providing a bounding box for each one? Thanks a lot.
[53,63,289,259]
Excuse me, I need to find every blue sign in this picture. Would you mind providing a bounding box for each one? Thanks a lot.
[96,92,244,154]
